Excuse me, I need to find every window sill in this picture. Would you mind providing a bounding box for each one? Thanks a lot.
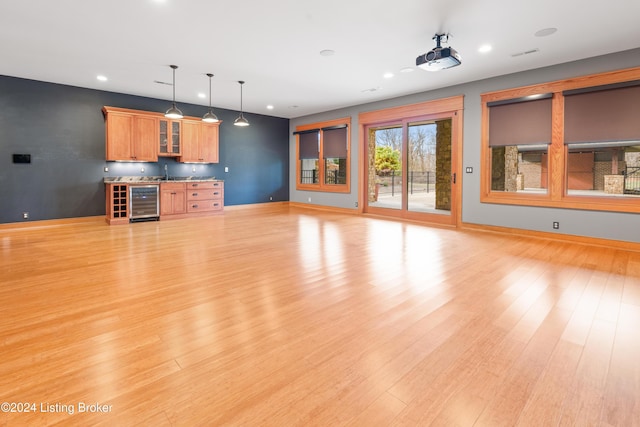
[296,183,350,194]
[481,191,640,214]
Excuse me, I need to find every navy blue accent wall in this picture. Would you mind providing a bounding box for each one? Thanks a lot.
[0,75,289,223]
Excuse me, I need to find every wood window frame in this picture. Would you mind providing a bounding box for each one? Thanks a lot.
[295,117,351,193]
[481,66,640,214]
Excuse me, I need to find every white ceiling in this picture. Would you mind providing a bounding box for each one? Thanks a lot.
[1,0,639,119]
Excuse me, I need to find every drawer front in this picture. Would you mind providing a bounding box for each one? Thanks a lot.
[187,189,223,201]
[186,181,223,190]
[160,182,186,191]
[187,199,223,213]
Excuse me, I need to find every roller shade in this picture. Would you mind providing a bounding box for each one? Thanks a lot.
[564,83,640,144]
[322,126,348,158]
[488,96,552,147]
[297,130,319,159]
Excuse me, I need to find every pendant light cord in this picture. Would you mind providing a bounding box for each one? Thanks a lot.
[165,65,183,119]
[208,75,212,110]
[172,67,176,106]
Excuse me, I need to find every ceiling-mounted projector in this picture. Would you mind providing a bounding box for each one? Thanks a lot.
[416,33,461,71]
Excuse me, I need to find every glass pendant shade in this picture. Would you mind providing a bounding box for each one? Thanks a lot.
[234,80,249,127]
[165,65,183,119]
[202,73,219,123]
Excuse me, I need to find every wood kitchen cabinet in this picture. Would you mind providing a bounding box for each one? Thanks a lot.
[159,118,181,156]
[133,115,158,160]
[160,182,186,216]
[159,181,223,220]
[186,181,224,213]
[104,106,219,163]
[104,107,158,162]
[105,183,129,225]
[106,180,223,224]
[179,120,220,163]
[201,122,220,163]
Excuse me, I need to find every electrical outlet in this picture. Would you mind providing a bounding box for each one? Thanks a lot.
[355,202,358,207]
[225,167,229,173]
[466,167,473,173]
[553,221,559,229]
[269,196,273,201]
[104,166,109,172]
[23,212,29,219]
[192,167,196,173]
[308,197,311,202]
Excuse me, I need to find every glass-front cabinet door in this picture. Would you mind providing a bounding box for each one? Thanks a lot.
[159,119,181,156]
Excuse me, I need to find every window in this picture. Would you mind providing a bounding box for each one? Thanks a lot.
[487,95,552,194]
[295,118,350,193]
[298,130,320,184]
[564,83,640,198]
[481,66,640,213]
[322,126,348,185]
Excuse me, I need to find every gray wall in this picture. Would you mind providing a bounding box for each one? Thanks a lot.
[290,48,640,243]
[0,76,289,223]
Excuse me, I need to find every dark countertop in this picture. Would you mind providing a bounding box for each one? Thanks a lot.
[104,176,222,183]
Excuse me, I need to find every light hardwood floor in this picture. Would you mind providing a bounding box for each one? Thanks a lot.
[1,204,639,426]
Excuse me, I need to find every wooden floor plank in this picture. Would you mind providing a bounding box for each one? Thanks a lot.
[346,392,406,427]
[600,303,640,426]
[1,205,639,426]
[557,318,616,426]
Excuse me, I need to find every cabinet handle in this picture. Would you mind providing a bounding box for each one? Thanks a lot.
[192,204,199,208]
[213,192,219,196]
[192,193,198,196]
[192,183,199,187]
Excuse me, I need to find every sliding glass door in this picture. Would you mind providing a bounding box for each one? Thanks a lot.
[368,125,404,210]
[407,120,451,214]
[365,113,458,225]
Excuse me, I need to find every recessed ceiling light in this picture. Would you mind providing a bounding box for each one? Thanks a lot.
[400,67,414,73]
[266,105,274,110]
[535,27,557,37]
[197,93,206,99]
[97,75,108,82]
[383,72,394,79]
[319,49,335,57]
[478,44,492,53]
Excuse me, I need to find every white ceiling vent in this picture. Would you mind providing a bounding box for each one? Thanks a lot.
[511,48,540,58]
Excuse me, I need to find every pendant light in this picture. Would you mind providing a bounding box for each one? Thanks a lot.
[165,65,183,119]
[202,73,219,123]
[233,80,249,127]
